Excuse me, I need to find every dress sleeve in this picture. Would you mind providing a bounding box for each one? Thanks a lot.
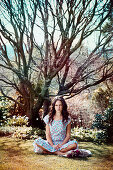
[43,115,49,125]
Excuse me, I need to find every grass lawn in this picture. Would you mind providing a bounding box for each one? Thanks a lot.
[0,137,113,170]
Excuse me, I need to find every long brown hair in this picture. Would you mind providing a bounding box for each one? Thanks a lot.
[49,97,69,124]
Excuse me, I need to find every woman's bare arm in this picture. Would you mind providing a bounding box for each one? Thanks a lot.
[46,124,54,146]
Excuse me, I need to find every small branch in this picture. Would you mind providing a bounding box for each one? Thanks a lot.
[0,88,24,107]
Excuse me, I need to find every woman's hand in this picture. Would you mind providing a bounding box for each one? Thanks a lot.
[52,145,59,150]
[52,144,63,150]
[57,144,63,148]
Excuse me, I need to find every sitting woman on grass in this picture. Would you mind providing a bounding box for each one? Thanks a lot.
[33,96,79,157]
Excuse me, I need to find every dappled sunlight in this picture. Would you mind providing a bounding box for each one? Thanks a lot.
[0,137,113,170]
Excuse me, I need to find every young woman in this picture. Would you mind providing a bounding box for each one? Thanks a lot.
[33,97,78,156]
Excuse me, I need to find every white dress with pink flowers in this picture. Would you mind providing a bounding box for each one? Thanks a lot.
[33,115,78,153]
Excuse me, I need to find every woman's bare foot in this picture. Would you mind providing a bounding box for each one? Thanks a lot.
[54,151,68,156]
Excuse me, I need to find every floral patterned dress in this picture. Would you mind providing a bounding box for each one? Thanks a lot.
[33,115,78,153]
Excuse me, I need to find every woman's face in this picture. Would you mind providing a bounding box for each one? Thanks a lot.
[55,100,63,113]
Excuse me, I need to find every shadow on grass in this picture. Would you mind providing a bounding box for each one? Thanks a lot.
[1,137,113,170]
[1,137,113,162]
[0,137,33,158]
[79,141,113,163]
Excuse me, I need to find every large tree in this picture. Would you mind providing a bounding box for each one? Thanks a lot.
[0,0,113,128]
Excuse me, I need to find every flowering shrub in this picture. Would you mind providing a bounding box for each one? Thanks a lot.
[92,98,113,143]
[0,125,46,139]
[71,127,106,143]
[103,98,113,142]
[0,112,107,143]
[0,95,12,126]
[29,127,46,139]
[92,87,111,112]
[0,125,106,143]
[6,115,29,126]
[12,126,33,139]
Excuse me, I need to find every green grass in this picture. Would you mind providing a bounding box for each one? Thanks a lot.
[0,137,113,170]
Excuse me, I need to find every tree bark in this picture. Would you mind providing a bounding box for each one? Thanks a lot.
[30,78,51,128]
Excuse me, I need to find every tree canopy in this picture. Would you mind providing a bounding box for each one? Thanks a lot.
[0,0,113,127]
